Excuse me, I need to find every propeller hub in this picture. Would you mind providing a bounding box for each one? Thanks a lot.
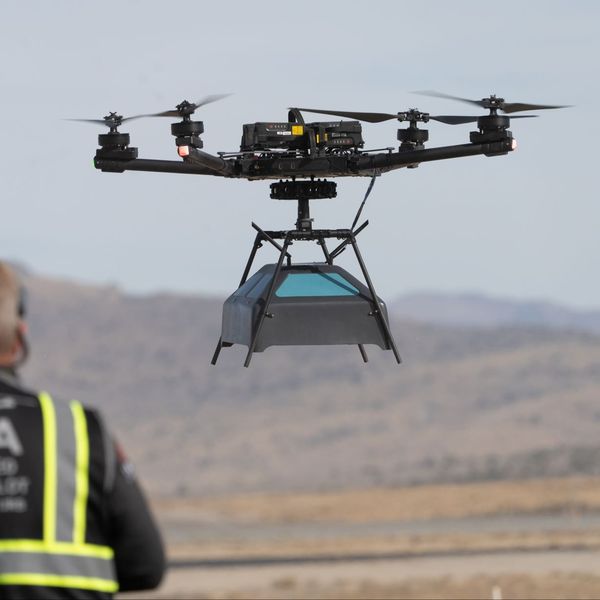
[103,112,124,132]
[484,94,504,104]
[397,109,429,125]
[176,100,198,120]
[482,95,506,115]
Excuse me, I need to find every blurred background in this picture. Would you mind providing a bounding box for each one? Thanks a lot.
[3,1,600,597]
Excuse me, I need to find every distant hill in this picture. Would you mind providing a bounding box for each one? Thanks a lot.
[14,268,600,496]
[392,292,600,333]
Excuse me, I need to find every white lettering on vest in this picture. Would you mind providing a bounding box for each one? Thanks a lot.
[0,417,23,456]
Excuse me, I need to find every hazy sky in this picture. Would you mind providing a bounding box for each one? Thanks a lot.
[1,1,598,308]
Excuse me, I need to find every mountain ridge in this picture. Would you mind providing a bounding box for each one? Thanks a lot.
[10,266,600,496]
[392,291,600,333]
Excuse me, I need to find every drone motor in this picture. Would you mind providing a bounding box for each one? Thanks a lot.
[163,101,205,152]
[92,114,139,162]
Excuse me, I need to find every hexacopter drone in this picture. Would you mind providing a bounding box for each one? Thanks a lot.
[76,91,568,366]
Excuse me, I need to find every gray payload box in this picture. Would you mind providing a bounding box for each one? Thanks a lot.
[219,263,392,353]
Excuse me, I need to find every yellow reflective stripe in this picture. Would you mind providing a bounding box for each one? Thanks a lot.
[0,573,118,593]
[0,540,114,560]
[38,392,57,543]
[5,395,118,591]
[71,401,89,544]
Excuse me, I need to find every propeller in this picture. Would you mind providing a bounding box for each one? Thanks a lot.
[68,94,231,131]
[293,108,400,124]
[293,107,537,125]
[413,90,570,114]
[66,112,143,132]
[145,93,232,119]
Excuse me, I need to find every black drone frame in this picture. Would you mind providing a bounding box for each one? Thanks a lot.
[94,136,515,179]
[90,96,538,180]
[87,91,570,180]
[93,123,516,180]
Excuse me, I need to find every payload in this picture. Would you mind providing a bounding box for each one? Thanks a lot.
[212,262,398,367]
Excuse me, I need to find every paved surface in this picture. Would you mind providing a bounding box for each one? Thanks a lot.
[125,548,600,598]
[168,543,600,569]
[126,512,600,597]
[163,512,600,544]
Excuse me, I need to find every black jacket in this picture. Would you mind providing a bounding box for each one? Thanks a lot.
[0,371,166,599]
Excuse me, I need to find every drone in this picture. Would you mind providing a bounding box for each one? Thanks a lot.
[76,91,568,366]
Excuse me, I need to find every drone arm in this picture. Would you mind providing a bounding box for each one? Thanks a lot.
[93,138,515,179]
[93,157,221,176]
[357,138,515,174]
[182,147,237,176]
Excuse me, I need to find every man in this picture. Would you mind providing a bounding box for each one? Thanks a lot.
[0,261,166,599]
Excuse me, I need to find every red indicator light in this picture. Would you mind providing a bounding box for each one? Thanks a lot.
[178,146,190,157]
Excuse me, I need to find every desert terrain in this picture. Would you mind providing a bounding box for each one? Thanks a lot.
[17,267,600,497]
[11,266,600,597]
[119,477,600,599]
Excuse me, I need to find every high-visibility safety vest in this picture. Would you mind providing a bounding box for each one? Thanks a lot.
[0,392,118,594]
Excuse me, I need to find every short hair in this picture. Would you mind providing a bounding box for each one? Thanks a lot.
[0,261,21,353]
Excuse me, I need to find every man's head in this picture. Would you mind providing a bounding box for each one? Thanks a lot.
[0,261,27,367]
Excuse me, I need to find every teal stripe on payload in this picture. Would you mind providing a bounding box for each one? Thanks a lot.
[276,272,359,297]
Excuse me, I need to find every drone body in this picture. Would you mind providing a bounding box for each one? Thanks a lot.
[80,92,568,366]
[92,98,520,180]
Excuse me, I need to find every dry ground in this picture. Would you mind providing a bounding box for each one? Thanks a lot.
[154,476,600,559]
[193,572,600,600]
[154,476,600,526]
[124,553,600,599]
[119,477,600,599]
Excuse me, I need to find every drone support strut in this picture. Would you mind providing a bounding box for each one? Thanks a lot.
[242,233,293,368]
[211,183,401,367]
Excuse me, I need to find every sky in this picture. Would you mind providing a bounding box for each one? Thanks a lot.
[1,0,598,309]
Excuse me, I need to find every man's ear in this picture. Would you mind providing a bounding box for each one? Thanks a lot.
[13,319,29,367]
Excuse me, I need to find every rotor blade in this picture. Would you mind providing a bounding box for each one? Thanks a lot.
[429,115,479,125]
[293,107,398,123]
[413,90,485,109]
[500,102,571,114]
[66,118,109,125]
[65,115,144,125]
[429,114,539,125]
[193,93,232,109]
[145,109,180,118]
[146,93,232,118]
[414,90,570,114]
